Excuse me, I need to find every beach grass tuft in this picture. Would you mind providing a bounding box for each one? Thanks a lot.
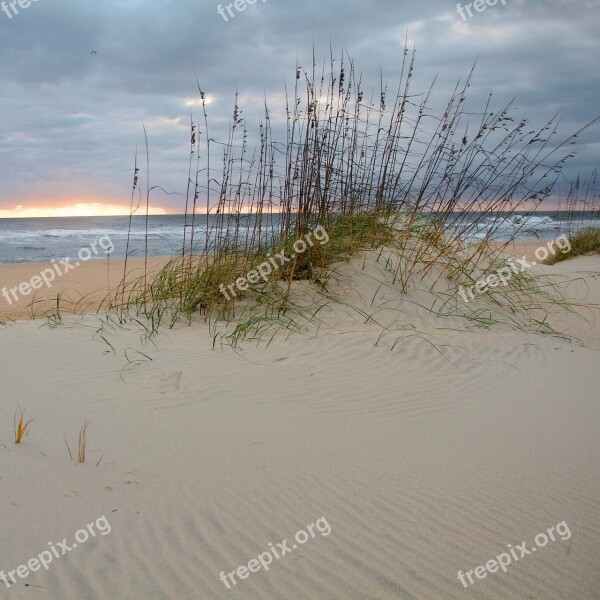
[544,228,600,265]
[14,408,32,444]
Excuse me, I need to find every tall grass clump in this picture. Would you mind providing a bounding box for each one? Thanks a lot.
[546,169,600,264]
[108,48,596,339]
[545,228,600,264]
[557,169,600,236]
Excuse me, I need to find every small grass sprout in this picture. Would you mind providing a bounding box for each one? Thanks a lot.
[78,420,90,464]
[14,407,33,444]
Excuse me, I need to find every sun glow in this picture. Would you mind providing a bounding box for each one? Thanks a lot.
[185,96,214,107]
[0,203,172,219]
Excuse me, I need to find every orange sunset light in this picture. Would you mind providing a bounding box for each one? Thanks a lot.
[0,203,172,219]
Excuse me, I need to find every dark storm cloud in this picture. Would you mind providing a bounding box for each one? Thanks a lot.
[0,0,598,210]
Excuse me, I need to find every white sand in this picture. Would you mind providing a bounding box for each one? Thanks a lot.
[1,253,599,598]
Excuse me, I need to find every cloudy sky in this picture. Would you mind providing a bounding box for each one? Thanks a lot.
[0,0,598,216]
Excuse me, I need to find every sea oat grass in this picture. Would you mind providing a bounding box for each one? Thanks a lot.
[104,50,596,343]
[544,228,600,265]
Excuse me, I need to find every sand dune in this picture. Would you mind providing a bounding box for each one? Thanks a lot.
[1,253,599,598]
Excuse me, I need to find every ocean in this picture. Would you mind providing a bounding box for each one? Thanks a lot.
[0,212,598,264]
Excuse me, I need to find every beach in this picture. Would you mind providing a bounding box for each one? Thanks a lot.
[1,247,599,599]
[3,0,600,596]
